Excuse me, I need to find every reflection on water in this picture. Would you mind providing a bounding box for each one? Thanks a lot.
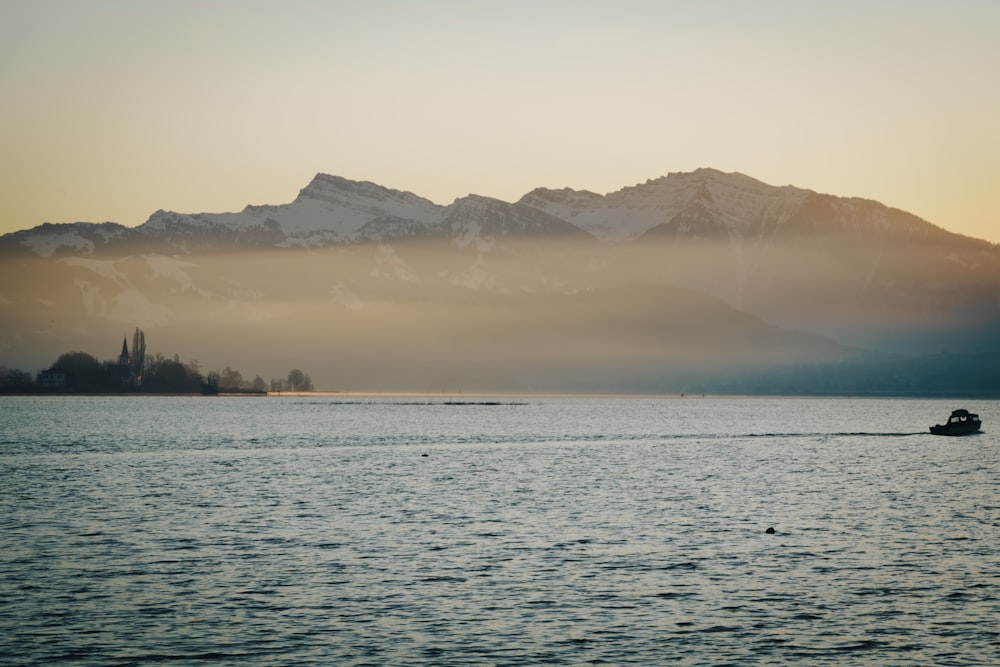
[1,396,998,665]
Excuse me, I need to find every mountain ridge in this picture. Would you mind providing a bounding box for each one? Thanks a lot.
[3,168,993,255]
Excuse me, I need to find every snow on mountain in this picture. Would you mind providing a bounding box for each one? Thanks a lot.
[441,195,592,250]
[138,174,444,246]
[125,175,590,251]
[0,169,987,257]
[518,168,811,241]
[281,174,442,239]
[24,231,98,257]
[297,175,439,218]
[3,222,131,257]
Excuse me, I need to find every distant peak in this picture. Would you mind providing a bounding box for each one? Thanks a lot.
[296,173,438,208]
[656,168,754,184]
[297,173,382,199]
[451,193,504,206]
[632,169,807,198]
[517,186,604,207]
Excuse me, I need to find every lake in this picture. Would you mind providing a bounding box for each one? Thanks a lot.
[1,395,997,665]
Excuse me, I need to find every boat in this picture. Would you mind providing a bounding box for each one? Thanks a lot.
[929,409,982,436]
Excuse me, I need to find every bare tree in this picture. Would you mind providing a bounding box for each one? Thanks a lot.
[131,327,146,382]
[218,366,245,391]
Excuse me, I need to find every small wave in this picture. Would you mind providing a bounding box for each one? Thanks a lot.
[659,561,700,571]
[699,624,743,634]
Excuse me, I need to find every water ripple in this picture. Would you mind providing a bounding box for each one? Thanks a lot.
[1,395,997,665]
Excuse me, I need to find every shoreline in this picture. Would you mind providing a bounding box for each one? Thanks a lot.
[3,390,998,400]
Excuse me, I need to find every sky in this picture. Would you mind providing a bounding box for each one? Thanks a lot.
[2,0,999,243]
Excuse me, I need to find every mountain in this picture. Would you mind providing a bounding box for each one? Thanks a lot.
[519,169,811,241]
[2,169,999,393]
[2,167,990,254]
[0,173,588,255]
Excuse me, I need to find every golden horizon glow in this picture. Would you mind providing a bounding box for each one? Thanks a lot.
[1,1,998,242]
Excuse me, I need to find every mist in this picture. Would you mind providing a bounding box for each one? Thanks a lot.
[2,233,997,393]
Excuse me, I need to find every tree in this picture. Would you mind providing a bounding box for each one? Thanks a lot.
[144,354,205,393]
[0,366,33,391]
[202,370,219,395]
[131,328,146,382]
[50,351,105,388]
[218,366,244,391]
[286,368,313,392]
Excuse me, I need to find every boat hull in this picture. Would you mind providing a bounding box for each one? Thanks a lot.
[930,409,982,436]
[929,422,982,436]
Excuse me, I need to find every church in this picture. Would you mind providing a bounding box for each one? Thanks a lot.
[105,335,136,385]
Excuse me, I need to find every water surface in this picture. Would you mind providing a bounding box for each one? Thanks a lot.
[1,396,997,665]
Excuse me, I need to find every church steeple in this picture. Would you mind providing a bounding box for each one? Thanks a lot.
[119,336,130,366]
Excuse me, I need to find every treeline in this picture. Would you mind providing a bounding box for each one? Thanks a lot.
[0,351,313,395]
[206,365,314,394]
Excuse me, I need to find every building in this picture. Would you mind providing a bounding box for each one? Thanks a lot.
[105,336,133,385]
[36,369,67,388]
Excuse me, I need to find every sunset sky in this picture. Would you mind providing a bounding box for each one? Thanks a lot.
[2,1,998,243]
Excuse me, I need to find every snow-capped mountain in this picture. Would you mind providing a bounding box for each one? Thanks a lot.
[441,195,591,250]
[0,221,132,257]
[135,174,447,248]
[1,168,986,255]
[2,173,600,256]
[518,168,954,246]
[518,169,811,241]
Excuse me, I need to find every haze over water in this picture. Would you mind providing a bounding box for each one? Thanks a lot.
[1,396,997,665]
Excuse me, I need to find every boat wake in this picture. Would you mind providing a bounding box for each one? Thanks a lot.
[737,431,927,439]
